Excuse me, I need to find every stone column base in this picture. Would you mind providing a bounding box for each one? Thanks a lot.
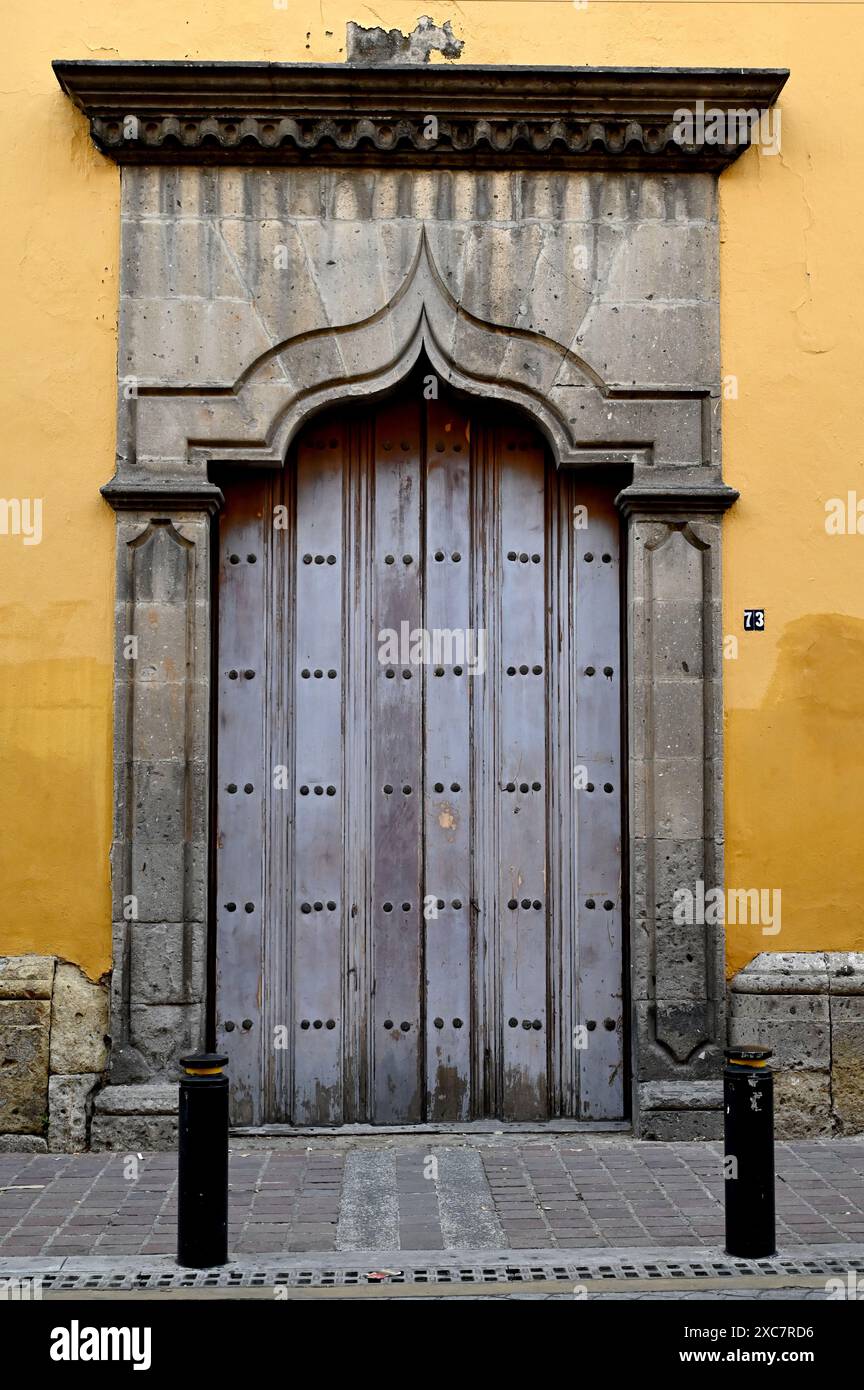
[637,1081,724,1140]
[90,1084,180,1151]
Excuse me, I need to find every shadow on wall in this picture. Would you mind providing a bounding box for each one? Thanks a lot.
[726,613,864,977]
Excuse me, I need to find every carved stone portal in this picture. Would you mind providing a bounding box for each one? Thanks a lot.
[52,60,788,1143]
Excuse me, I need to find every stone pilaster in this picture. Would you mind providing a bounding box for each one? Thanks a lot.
[619,483,735,1137]
[105,491,220,1093]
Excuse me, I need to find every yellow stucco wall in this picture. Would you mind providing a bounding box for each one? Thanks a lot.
[2,3,862,980]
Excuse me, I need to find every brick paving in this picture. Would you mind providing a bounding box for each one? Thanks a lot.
[0,1137,863,1257]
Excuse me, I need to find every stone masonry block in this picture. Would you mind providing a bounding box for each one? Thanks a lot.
[829,954,864,993]
[0,955,55,1000]
[773,1070,833,1139]
[48,1074,100,1152]
[729,993,830,1070]
[639,1080,723,1111]
[93,1083,179,1114]
[129,1003,204,1076]
[640,1108,724,1141]
[90,1114,178,1152]
[0,1000,50,1133]
[732,952,830,995]
[831,995,864,1134]
[634,1004,722,1082]
[130,922,206,1006]
[0,1134,48,1153]
[50,963,109,1074]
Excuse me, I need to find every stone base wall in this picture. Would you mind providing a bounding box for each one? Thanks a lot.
[5,948,863,1147]
[729,952,864,1137]
[0,955,109,1152]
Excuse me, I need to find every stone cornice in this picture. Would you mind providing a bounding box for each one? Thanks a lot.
[615,481,740,516]
[52,61,788,171]
[100,479,224,514]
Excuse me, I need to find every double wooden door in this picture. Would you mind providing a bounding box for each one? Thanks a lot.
[215,388,623,1125]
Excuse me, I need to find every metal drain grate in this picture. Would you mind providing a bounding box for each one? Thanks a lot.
[29,1253,864,1292]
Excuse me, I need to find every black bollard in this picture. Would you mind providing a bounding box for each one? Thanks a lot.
[177,1052,229,1268]
[723,1046,775,1258]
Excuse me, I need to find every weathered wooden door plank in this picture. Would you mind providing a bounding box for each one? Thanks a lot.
[291,429,346,1123]
[423,396,473,1120]
[215,479,267,1125]
[495,426,549,1120]
[370,401,424,1122]
[573,479,625,1119]
[547,468,577,1117]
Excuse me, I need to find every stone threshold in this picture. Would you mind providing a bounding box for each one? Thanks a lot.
[231,1120,633,1137]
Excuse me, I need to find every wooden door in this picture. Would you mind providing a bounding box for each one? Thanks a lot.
[215,388,624,1124]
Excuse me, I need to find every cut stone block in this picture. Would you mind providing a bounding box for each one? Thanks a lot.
[639,1108,724,1141]
[639,1080,723,1111]
[831,995,864,1134]
[0,1134,48,1153]
[773,1069,833,1139]
[90,1114,178,1151]
[0,1000,50,1133]
[48,1074,100,1152]
[728,993,830,1069]
[93,1083,179,1114]
[49,963,109,1075]
[0,955,55,1000]
[828,954,864,994]
[731,952,829,995]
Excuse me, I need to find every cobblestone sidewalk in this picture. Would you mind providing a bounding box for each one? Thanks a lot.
[1,1136,863,1258]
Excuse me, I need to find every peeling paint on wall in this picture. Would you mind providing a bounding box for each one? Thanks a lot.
[346,16,464,66]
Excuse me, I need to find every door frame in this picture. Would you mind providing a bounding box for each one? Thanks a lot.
[211,395,629,1126]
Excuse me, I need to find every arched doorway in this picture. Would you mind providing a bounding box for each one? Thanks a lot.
[214,383,624,1125]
